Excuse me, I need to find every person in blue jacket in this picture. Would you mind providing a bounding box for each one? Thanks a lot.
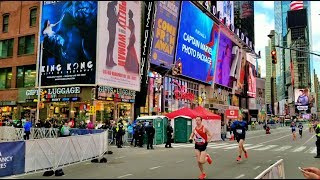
[231,115,248,162]
[23,119,32,140]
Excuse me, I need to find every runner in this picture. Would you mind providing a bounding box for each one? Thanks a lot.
[231,115,248,162]
[298,122,303,138]
[189,116,213,179]
[290,121,297,141]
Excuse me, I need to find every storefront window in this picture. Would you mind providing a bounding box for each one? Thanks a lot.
[164,76,199,113]
[16,65,36,88]
[0,68,12,89]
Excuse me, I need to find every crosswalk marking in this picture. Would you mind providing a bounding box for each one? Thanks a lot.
[292,146,307,152]
[223,144,252,150]
[245,144,264,150]
[272,146,292,152]
[304,147,316,154]
[254,145,278,151]
[155,143,317,154]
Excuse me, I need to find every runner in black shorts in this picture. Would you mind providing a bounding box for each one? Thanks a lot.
[189,116,213,179]
[231,114,248,162]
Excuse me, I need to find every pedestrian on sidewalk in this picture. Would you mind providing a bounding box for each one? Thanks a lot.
[165,122,173,148]
[314,121,320,158]
[23,119,32,140]
[189,116,213,179]
[145,122,155,150]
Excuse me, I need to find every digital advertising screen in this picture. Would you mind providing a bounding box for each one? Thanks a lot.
[40,1,97,86]
[247,62,256,98]
[214,32,233,88]
[295,88,310,106]
[150,1,180,69]
[217,1,234,26]
[175,1,219,84]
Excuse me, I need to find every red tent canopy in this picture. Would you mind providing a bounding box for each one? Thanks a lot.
[165,107,204,119]
[194,106,221,120]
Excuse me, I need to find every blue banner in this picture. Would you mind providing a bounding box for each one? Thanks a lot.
[0,141,25,177]
[175,1,219,84]
[150,1,180,68]
[40,1,97,86]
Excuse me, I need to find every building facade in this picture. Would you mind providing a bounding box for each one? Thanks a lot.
[0,1,40,122]
[273,1,313,116]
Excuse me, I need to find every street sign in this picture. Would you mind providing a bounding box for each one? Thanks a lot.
[226,109,239,119]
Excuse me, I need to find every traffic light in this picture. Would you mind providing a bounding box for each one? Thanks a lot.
[172,61,182,76]
[271,50,277,64]
[177,62,182,75]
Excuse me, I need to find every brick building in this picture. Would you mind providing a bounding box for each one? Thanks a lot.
[0,1,40,121]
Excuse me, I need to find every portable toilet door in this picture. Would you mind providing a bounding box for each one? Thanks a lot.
[163,117,169,144]
[174,117,192,143]
[154,117,164,145]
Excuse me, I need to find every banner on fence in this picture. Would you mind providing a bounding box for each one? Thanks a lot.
[0,141,25,177]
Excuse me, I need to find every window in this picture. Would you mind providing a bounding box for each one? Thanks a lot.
[0,68,12,89]
[16,65,36,88]
[0,39,14,58]
[2,14,9,32]
[30,8,37,27]
[18,35,35,55]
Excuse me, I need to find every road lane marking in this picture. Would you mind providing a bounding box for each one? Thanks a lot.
[268,160,272,162]
[245,144,264,150]
[235,174,245,179]
[223,144,252,150]
[85,162,91,165]
[305,147,316,154]
[149,166,162,170]
[254,166,261,170]
[292,146,307,152]
[301,134,316,146]
[117,174,133,178]
[115,156,126,159]
[137,152,149,155]
[176,160,185,163]
[254,145,278,151]
[272,146,292,152]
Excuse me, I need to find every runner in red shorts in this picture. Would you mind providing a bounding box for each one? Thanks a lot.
[189,116,213,179]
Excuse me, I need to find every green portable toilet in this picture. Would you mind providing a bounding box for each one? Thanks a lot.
[137,116,168,145]
[174,116,192,143]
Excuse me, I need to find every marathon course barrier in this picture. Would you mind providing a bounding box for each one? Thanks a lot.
[0,130,108,177]
[255,159,285,179]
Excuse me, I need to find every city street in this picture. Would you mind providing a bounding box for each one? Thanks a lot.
[10,127,319,179]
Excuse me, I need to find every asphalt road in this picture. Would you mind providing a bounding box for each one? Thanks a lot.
[8,126,319,179]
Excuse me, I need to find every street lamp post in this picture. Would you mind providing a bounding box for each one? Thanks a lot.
[36,42,43,124]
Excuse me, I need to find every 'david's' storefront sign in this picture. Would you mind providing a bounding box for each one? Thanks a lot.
[98,86,136,103]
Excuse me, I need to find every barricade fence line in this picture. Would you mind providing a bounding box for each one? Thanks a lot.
[24,131,108,173]
[255,159,285,179]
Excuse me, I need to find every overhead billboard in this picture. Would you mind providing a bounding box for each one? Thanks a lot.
[96,1,142,91]
[175,1,219,84]
[217,1,234,27]
[150,1,180,68]
[214,32,233,88]
[39,1,97,86]
[247,54,256,98]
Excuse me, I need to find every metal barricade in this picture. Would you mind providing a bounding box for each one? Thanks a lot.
[0,127,59,141]
[24,130,108,174]
[255,159,285,179]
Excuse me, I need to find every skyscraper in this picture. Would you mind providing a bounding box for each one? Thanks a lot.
[234,1,255,44]
[273,1,313,116]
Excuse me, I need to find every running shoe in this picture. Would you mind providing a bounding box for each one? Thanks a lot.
[244,152,248,159]
[236,156,241,161]
[206,154,213,164]
[199,173,207,179]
